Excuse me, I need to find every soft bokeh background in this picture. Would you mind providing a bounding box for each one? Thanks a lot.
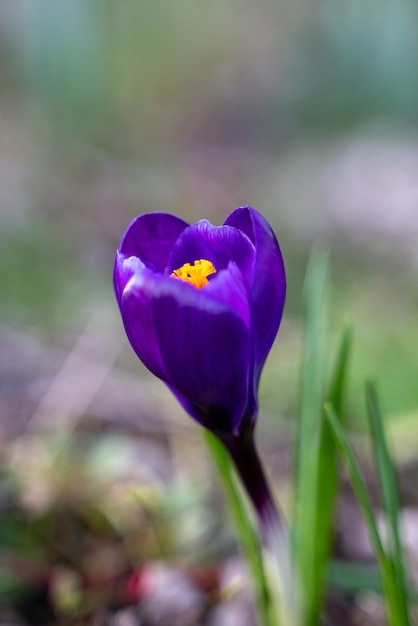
[1,2,418,624]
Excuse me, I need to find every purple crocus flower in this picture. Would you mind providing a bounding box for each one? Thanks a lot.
[114,207,286,440]
[114,208,292,609]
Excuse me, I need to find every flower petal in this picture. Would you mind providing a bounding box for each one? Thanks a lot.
[114,252,145,308]
[168,387,249,435]
[225,207,286,380]
[154,294,251,433]
[167,220,255,285]
[122,270,251,433]
[119,212,189,272]
[118,266,169,381]
[204,262,250,328]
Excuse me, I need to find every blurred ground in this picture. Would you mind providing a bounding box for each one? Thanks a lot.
[1,1,418,624]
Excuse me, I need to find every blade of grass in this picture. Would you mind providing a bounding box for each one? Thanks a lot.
[202,430,277,626]
[328,317,353,412]
[366,381,410,625]
[325,403,404,626]
[319,316,353,508]
[313,318,353,616]
[292,246,328,626]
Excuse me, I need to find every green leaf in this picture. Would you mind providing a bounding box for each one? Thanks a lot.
[313,318,353,615]
[366,381,410,625]
[292,246,329,626]
[325,403,406,626]
[328,316,353,412]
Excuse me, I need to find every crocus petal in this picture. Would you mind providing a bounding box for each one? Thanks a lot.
[153,293,251,433]
[225,207,286,381]
[168,387,249,435]
[167,220,255,285]
[119,212,189,272]
[119,266,169,381]
[114,253,145,308]
[204,262,250,328]
[121,270,251,433]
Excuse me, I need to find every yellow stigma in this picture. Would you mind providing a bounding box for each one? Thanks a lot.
[171,259,217,288]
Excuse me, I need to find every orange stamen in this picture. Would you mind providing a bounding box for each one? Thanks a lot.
[171,259,217,288]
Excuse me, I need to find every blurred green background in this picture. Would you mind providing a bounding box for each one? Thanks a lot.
[1,2,418,623]
[1,0,418,433]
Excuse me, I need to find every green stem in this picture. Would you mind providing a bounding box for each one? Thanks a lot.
[220,433,281,544]
[203,430,276,626]
[216,431,300,626]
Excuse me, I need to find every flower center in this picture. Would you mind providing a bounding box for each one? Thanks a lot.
[170,259,217,288]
